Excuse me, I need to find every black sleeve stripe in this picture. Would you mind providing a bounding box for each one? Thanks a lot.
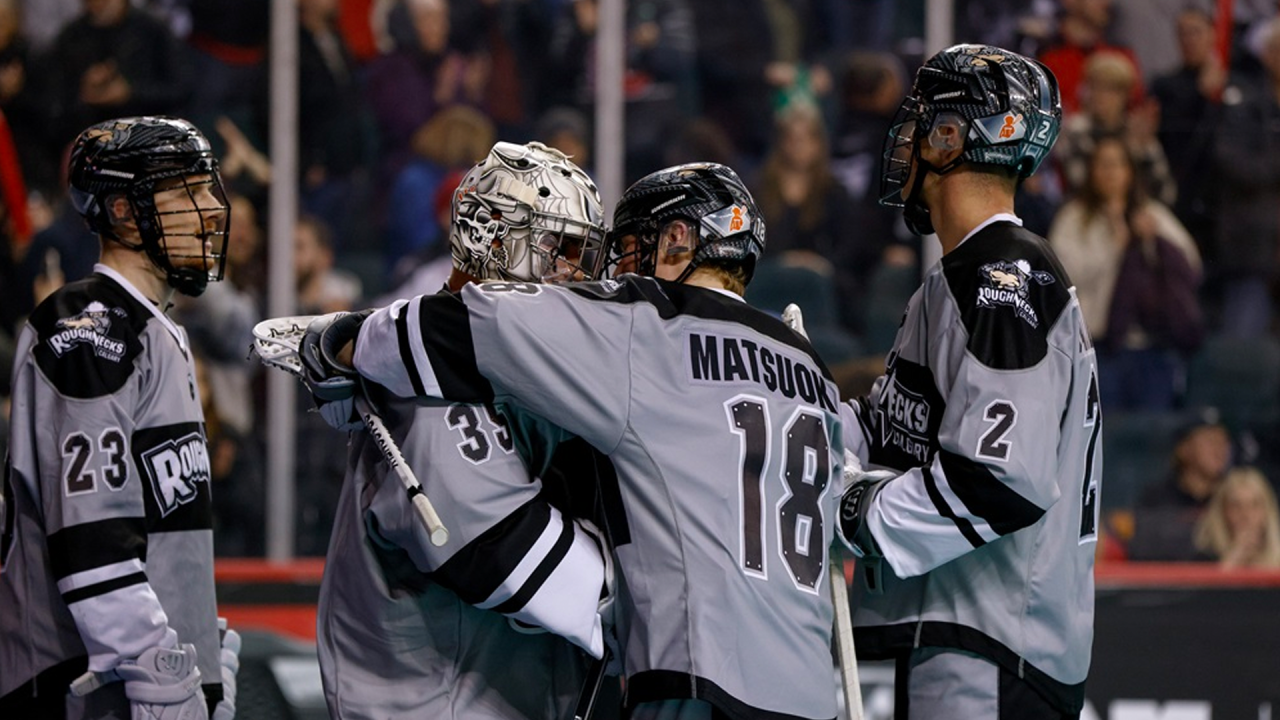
[394,304,426,398]
[491,517,575,615]
[47,517,147,581]
[938,450,1046,536]
[61,571,147,604]
[922,465,986,549]
[434,496,552,604]
[416,292,494,402]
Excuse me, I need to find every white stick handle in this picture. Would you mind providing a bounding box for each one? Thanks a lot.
[355,395,449,546]
[831,554,864,720]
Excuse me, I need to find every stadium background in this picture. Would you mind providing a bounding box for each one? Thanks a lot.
[2,0,1279,717]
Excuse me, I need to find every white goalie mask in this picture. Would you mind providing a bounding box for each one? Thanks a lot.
[449,141,606,283]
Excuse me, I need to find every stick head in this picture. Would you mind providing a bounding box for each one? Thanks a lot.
[249,315,320,378]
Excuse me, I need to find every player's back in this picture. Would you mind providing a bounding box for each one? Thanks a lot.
[617,281,841,719]
[460,276,844,719]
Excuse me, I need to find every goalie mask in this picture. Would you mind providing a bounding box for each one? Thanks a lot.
[602,162,765,285]
[69,116,231,297]
[449,141,606,284]
[879,45,1062,235]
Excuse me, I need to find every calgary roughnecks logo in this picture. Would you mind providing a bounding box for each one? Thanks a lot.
[48,302,128,362]
[976,260,1055,328]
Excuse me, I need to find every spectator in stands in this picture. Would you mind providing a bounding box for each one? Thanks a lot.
[547,0,698,177]
[1050,135,1203,410]
[1194,466,1280,569]
[1151,6,1225,264]
[1129,408,1233,561]
[185,0,268,135]
[752,102,862,335]
[194,351,265,556]
[1038,0,1142,113]
[687,0,776,161]
[1055,51,1176,206]
[364,0,483,184]
[294,211,361,555]
[384,104,494,271]
[296,212,361,316]
[1210,15,1280,337]
[43,0,194,150]
[298,0,375,247]
[0,0,52,196]
[534,105,592,174]
[829,51,918,283]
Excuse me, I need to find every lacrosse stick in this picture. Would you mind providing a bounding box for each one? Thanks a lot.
[250,316,449,546]
[782,304,864,720]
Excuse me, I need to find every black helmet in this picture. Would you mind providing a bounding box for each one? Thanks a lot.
[603,162,765,285]
[69,116,230,297]
[880,45,1062,235]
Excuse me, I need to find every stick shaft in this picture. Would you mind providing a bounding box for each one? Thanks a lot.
[354,395,449,546]
[831,558,863,720]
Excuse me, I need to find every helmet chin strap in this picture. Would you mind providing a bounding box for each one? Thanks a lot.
[902,144,965,237]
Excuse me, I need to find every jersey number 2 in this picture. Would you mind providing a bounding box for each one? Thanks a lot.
[1079,370,1102,542]
[726,395,830,593]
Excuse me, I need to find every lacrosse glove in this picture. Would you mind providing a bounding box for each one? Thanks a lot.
[115,644,207,720]
[300,310,373,431]
[837,450,896,593]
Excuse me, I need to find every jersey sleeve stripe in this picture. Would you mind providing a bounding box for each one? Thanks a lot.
[475,510,569,611]
[938,450,1046,535]
[491,517,575,615]
[392,300,427,398]
[47,517,146,581]
[412,293,494,402]
[921,465,986,549]
[61,571,147,604]
[434,496,552,604]
[55,558,145,595]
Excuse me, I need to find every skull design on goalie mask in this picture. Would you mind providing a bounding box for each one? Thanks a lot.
[449,141,606,283]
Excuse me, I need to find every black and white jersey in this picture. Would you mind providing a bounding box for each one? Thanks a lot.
[316,391,603,719]
[353,277,845,720]
[843,217,1099,713]
[0,266,222,712]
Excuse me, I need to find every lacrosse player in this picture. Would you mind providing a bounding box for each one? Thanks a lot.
[835,46,1099,719]
[1,117,238,719]
[301,162,848,720]
[313,141,620,719]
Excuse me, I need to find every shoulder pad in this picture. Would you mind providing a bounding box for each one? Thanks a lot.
[29,276,148,398]
[942,223,1072,370]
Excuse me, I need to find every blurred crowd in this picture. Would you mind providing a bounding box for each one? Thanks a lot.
[2,0,1280,565]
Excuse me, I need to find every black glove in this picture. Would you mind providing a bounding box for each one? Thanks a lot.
[838,450,895,592]
[299,310,372,430]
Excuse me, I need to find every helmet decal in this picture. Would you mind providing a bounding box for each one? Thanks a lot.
[449,141,605,284]
[878,45,1063,235]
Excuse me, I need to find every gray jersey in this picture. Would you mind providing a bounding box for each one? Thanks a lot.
[842,219,1098,713]
[316,392,604,719]
[1,266,222,713]
[354,277,845,720]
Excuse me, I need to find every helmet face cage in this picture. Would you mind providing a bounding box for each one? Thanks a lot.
[878,45,1062,209]
[68,116,231,297]
[602,163,765,283]
[449,141,606,284]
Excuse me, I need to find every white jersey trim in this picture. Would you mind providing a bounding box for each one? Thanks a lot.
[94,264,187,353]
[56,558,146,595]
[355,301,430,398]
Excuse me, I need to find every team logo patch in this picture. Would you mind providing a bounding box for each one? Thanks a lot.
[976,260,1055,328]
[140,431,211,517]
[878,376,932,464]
[48,302,128,362]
